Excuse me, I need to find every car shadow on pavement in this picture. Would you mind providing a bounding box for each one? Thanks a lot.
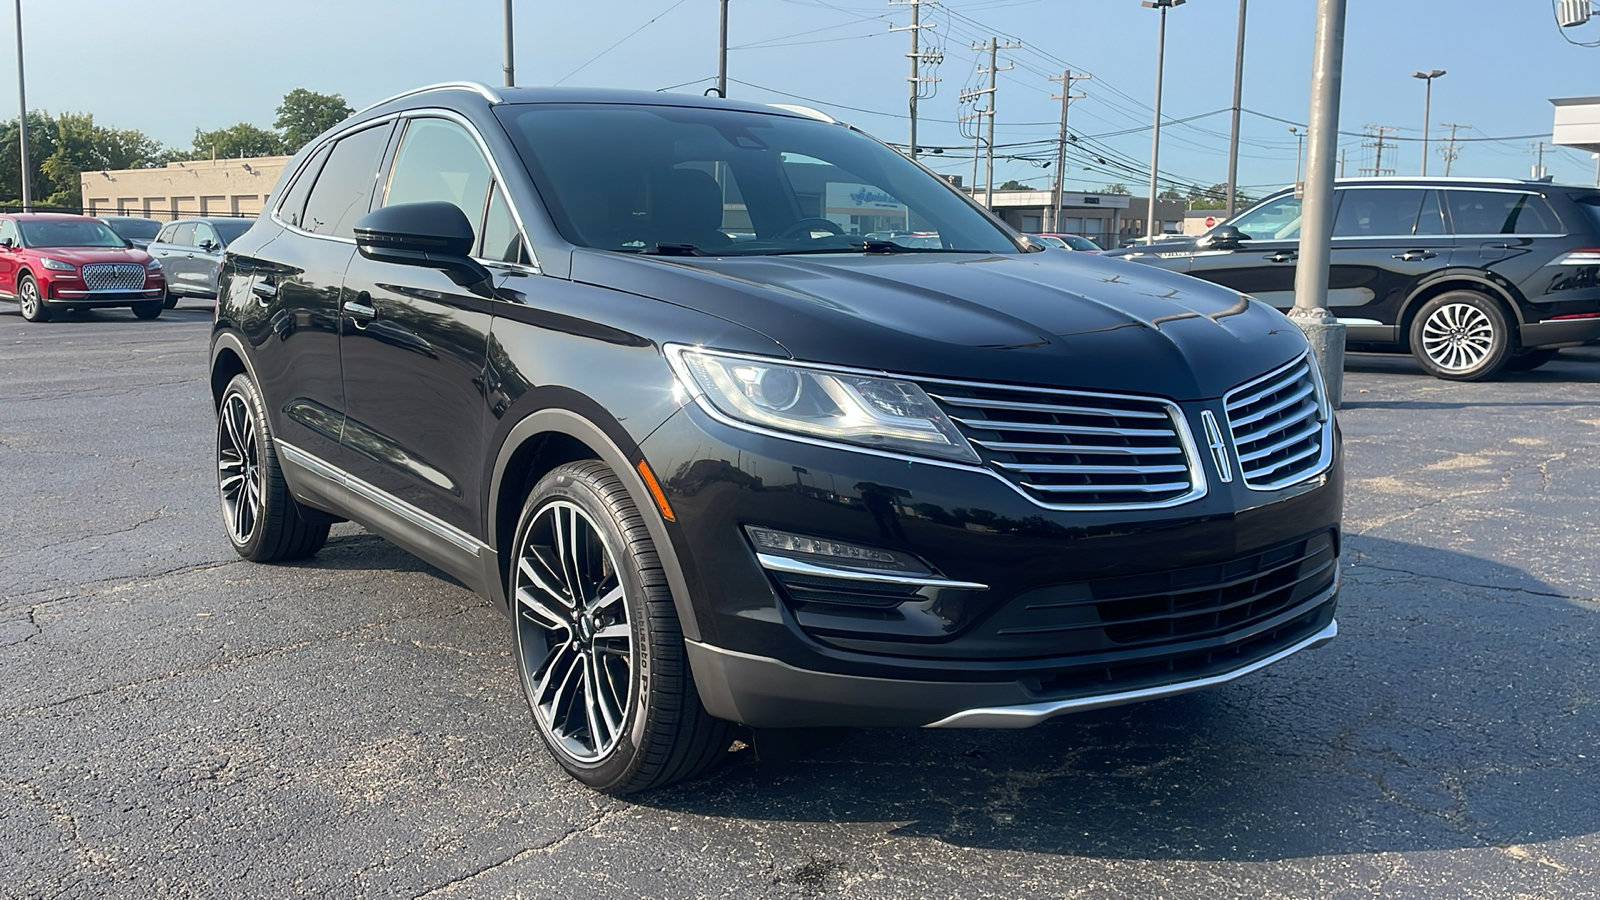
[635,534,1599,862]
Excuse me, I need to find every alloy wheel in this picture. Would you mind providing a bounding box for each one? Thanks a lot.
[1420,302,1495,372]
[514,500,633,763]
[19,279,39,319]
[217,391,263,545]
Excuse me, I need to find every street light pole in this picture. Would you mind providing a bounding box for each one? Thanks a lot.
[1289,126,1303,184]
[502,0,514,87]
[1412,69,1444,175]
[1291,0,1348,409]
[1225,0,1247,218]
[1142,0,1184,241]
[717,0,729,98]
[13,0,29,212]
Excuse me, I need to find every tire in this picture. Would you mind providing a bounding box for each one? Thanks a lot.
[1504,348,1559,372]
[216,374,330,562]
[131,300,163,320]
[510,460,733,794]
[163,289,179,310]
[17,275,50,322]
[1408,290,1511,381]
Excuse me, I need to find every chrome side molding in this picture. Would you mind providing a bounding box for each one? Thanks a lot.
[755,552,989,591]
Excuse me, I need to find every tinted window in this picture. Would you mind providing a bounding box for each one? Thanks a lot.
[383,118,492,229]
[107,218,161,241]
[1062,235,1101,251]
[1445,190,1562,235]
[1575,197,1600,236]
[213,220,252,245]
[1332,189,1423,237]
[1229,195,1302,241]
[1416,191,1446,236]
[171,222,197,247]
[496,104,1018,255]
[20,219,126,248]
[277,144,330,229]
[301,125,389,238]
[478,185,529,264]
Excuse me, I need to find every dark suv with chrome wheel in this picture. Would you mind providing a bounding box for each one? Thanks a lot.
[1106,178,1600,380]
[209,82,1343,793]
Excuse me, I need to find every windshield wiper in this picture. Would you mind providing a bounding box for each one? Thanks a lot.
[637,243,706,256]
[763,240,980,256]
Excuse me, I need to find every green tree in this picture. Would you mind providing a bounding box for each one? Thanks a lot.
[0,111,164,209]
[275,88,353,154]
[1187,182,1252,211]
[189,122,286,160]
[998,179,1033,191]
[1100,182,1130,195]
[1157,187,1182,200]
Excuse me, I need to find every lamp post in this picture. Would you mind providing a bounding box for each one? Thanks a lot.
[13,0,29,212]
[1142,0,1184,241]
[1289,125,1303,184]
[502,0,514,87]
[1412,69,1445,175]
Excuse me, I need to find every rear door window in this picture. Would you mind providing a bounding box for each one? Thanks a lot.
[276,144,331,229]
[1445,190,1562,235]
[301,124,391,238]
[171,222,197,247]
[1332,189,1424,237]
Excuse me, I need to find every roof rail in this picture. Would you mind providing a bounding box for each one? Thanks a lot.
[768,103,837,124]
[357,81,504,114]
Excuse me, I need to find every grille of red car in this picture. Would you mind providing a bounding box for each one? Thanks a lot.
[80,264,147,292]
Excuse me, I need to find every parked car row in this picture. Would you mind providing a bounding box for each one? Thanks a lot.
[0,212,257,321]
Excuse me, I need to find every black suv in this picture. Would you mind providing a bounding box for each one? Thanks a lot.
[1106,178,1600,380]
[210,82,1343,793]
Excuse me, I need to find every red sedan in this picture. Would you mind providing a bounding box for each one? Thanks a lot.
[0,213,168,322]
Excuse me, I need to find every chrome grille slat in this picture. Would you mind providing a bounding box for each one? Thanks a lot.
[81,263,147,292]
[1223,354,1330,490]
[921,378,1204,509]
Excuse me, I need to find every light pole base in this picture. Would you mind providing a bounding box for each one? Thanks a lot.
[1286,307,1346,411]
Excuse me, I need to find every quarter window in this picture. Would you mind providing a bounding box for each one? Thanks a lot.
[276,144,331,229]
[1332,189,1424,237]
[301,124,390,238]
[1229,195,1303,241]
[383,118,492,230]
[479,185,530,265]
[1445,190,1562,235]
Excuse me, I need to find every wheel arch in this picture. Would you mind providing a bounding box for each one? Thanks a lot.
[487,403,704,642]
[209,331,260,409]
[1400,271,1525,351]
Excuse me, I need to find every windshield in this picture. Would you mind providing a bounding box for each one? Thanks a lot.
[213,220,252,245]
[20,219,128,249]
[495,103,1020,256]
[1062,235,1101,251]
[104,218,161,241]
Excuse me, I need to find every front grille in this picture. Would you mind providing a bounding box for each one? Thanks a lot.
[921,379,1201,508]
[994,530,1337,652]
[81,263,147,292]
[1224,355,1330,490]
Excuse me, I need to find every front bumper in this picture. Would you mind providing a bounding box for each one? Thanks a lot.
[641,400,1344,729]
[47,288,164,307]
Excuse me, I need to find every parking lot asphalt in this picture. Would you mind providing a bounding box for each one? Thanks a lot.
[1,301,1596,900]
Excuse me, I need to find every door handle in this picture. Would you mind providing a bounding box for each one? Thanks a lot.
[185,253,195,259]
[1264,251,1298,263]
[343,293,376,319]
[1392,250,1438,262]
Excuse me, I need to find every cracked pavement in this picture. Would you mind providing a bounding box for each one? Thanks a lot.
[1,304,1597,899]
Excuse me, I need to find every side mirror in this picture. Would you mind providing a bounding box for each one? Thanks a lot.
[199,239,218,252]
[353,201,491,290]
[1205,224,1245,250]
[0,238,12,249]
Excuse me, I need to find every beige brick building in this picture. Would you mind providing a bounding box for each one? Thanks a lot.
[80,156,291,219]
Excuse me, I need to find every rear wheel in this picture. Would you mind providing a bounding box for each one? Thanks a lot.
[510,460,732,794]
[17,275,50,322]
[132,300,163,320]
[1504,348,1559,372]
[217,374,330,561]
[1409,291,1510,381]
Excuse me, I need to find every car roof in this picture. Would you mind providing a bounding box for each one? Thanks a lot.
[1259,176,1592,194]
[356,81,834,124]
[4,212,102,221]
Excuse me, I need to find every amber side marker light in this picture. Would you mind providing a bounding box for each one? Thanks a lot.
[636,459,676,522]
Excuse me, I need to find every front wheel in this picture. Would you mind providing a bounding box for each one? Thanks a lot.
[17,275,50,322]
[216,374,330,561]
[510,460,732,794]
[162,289,179,310]
[132,300,163,320]
[1409,291,1511,381]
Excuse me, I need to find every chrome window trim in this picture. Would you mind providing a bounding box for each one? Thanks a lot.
[276,440,488,555]
[270,113,400,246]
[355,81,504,115]
[665,343,1211,513]
[755,553,989,591]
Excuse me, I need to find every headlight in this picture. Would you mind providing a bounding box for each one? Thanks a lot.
[667,346,980,464]
[40,258,75,271]
[145,258,163,270]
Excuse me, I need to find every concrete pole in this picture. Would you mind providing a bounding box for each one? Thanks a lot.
[1290,0,1348,409]
[1145,4,1169,240]
[984,39,998,211]
[717,0,729,98]
[502,0,514,87]
[1419,78,1431,175]
[1225,0,1246,218]
[13,0,29,212]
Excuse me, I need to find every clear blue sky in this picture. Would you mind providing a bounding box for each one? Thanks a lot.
[7,0,1597,194]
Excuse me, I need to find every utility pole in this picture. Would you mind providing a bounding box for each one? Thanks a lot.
[1225,0,1247,217]
[1289,126,1304,184]
[502,0,515,87]
[1049,70,1089,231]
[1438,122,1467,175]
[13,0,29,212]
[1360,125,1396,177]
[1291,0,1349,409]
[1338,147,1347,178]
[890,0,941,161]
[1143,0,1185,239]
[717,0,729,98]
[965,37,1017,210]
[1529,140,1548,180]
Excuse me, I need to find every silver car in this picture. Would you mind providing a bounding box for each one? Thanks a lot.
[147,217,254,307]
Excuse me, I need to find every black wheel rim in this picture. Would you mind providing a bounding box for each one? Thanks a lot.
[514,499,633,763]
[217,392,262,545]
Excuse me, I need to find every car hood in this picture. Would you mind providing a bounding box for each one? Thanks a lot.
[570,249,1309,401]
[32,246,151,265]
